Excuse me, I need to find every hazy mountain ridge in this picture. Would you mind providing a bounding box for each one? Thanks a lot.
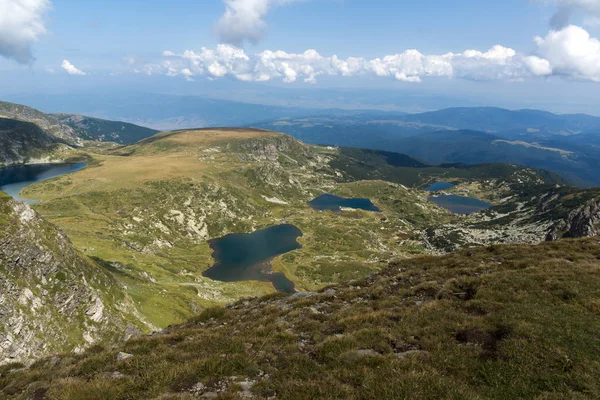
[0,100,161,166]
[0,102,81,146]
[399,107,600,137]
[54,114,159,145]
[254,108,600,187]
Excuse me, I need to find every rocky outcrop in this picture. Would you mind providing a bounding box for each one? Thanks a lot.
[0,193,142,365]
[546,199,600,241]
[421,184,600,252]
[0,101,81,146]
[0,118,70,166]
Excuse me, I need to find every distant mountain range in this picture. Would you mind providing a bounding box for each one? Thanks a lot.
[2,97,600,186]
[253,107,600,187]
[0,101,159,166]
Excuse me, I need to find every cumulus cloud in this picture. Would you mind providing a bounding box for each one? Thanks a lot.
[61,60,86,76]
[216,0,307,45]
[0,0,51,64]
[143,43,563,84]
[534,25,600,81]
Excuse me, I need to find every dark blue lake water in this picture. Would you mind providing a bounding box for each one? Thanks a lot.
[203,224,303,293]
[429,195,493,215]
[0,163,87,204]
[425,182,456,191]
[308,194,381,212]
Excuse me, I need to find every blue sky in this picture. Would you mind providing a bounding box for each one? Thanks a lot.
[0,0,599,114]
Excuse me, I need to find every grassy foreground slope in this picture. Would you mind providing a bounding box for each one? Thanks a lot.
[2,238,599,399]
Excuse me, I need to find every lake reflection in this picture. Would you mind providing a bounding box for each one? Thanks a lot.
[308,194,381,212]
[0,163,87,204]
[429,195,492,215]
[203,224,302,293]
[424,182,456,191]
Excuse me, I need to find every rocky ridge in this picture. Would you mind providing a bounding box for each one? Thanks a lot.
[0,193,144,366]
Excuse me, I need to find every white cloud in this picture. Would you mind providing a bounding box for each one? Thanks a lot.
[61,59,86,76]
[216,0,307,45]
[534,25,600,82]
[144,43,563,84]
[129,21,599,85]
[0,0,51,64]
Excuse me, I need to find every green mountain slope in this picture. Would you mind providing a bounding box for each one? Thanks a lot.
[0,192,147,366]
[54,114,159,145]
[3,237,599,399]
[12,128,597,335]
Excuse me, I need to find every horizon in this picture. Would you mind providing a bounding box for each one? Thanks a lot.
[0,0,599,115]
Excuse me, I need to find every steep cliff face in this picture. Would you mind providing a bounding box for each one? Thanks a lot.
[0,193,142,366]
[0,118,70,166]
[546,198,600,240]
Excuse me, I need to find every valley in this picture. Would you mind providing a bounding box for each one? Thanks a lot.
[1,101,599,395]
[2,1,600,397]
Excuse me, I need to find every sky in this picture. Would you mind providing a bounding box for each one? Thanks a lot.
[0,0,599,114]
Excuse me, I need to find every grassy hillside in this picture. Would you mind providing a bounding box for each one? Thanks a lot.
[16,129,450,329]
[2,237,599,399]
[12,128,596,337]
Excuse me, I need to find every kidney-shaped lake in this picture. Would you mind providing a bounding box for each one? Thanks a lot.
[203,224,303,293]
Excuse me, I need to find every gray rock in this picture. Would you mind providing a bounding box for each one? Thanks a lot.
[355,349,380,357]
[116,352,133,361]
[395,350,429,359]
[288,291,316,301]
[190,382,206,393]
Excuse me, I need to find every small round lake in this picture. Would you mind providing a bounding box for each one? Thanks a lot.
[308,194,381,212]
[203,224,302,293]
[424,182,456,191]
[429,195,492,215]
[0,163,87,204]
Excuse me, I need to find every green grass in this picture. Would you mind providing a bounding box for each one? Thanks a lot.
[14,131,458,328]
[2,238,599,399]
